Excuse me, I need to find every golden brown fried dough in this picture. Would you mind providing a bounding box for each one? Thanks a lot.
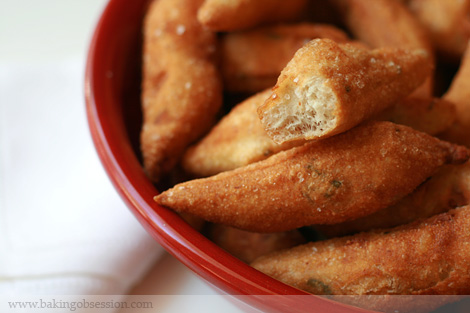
[329,0,434,96]
[221,23,350,93]
[140,0,222,182]
[208,224,305,263]
[369,297,465,313]
[440,42,470,148]
[258,39,432,144]
[251,206,470,296]
[182,89,302,177]
[407,0,470,61]
[317,162,470,237]
[322,295,463,313]
[197,0,309,31]
[377,97,456,135]
[184,95,453,178]
[330,0,431,50]
[155,121,469,232]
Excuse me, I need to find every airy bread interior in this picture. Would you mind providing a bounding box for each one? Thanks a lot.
[262,77,338,143]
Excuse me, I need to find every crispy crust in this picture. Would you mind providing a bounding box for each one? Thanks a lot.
[197,0,309,31]
[316,162,470,237]
[221,23,350,93]
[258,39,432,144]
[155,121,469,232]
[330,0,431,50]
[140,0,222,182]
[183,95,454,179]
[251,206,470,296]
[182,89,302,177]
[376,97,456,135]
[329,0,434,97]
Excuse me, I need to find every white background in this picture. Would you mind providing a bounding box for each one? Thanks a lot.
[0,0,245,312]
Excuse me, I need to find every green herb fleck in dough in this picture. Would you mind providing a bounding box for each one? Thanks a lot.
[332,180,342,188]
[306,279,332,295]
[305,164,321,175]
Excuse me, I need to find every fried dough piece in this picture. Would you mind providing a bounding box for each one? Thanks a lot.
[323,295,464,313]
[184,94,453,178]
[329,0,434,96]
[155,121,469,232]
[208,224,306,263]
[258,39,432,144]
[140,0,222,182]
[197,0,308,32]
[251,207,470,313]
[407,0,470,61]
[252,206,470,296]
[222,23,350,93]
[317,162,470,238]
[377,97,456,135]
[182,89,302,177]
[440,42,470,148]
[330,0,431,51]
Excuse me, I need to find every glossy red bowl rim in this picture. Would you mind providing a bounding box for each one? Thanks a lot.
[84,0,376,312]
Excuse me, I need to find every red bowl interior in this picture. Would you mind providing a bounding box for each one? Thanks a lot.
[84,0,377,312]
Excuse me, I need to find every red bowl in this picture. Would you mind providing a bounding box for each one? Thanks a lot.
[84,0,375,312]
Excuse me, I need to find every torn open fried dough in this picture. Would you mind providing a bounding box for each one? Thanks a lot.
[197,0,309,31]
[221,23,350,93]
[182,89,302,178]
[258,39,432,144]
[183,93,455,179]
[155,121,469,233]
[140,0,222,182]
[183,93,454,178]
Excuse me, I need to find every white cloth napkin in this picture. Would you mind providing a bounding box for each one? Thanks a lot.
[0,59,164,296]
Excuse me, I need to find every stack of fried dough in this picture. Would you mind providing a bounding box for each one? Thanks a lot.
[141,0,470,311]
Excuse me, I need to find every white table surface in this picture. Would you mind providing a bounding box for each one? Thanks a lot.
[0,1,245,312]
